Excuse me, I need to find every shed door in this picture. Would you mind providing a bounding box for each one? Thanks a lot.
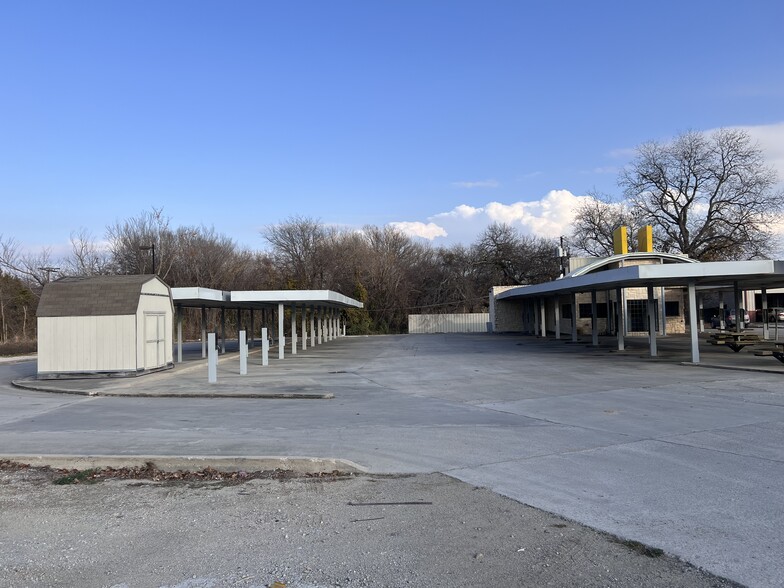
[144,313,166,369]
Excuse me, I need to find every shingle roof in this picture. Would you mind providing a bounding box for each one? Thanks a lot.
[37,274,160,317]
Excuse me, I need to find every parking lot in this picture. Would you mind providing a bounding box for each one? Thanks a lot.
[2,332,784,586]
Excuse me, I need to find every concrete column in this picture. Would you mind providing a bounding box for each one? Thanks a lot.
[647,285,657,357]
[591,291,598,346]
[207,332,217,384]
[762,289,769,340]
[301,306,307,351]
[317,307,323,344]
[220,308,226,354]
[616,287,625,351]
[261,327,269,366]
[201,306,207,359]
[660,287,667,336]
[310,305,316,347]
[239,330,247,375]
[278,303,285,359]
[554,297,561,340]
[570,293,578,342]
[176,305,183,363]
[539,298,547,337]
[688,282,699,364]
[698,294,705,333]
[291,305,297,355]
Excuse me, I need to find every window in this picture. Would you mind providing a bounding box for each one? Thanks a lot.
[665,301,680,317]
[579,302,608,319]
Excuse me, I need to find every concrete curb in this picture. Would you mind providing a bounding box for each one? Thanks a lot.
[0,454,368,474]
[10,378,334,399]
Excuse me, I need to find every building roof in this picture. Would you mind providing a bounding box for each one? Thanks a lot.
[37,274,164,317]
[498,259,784,301]
[563,252,698,278]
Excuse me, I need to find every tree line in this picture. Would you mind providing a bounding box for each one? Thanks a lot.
[1,128,780,343]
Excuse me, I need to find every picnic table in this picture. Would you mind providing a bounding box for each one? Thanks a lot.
[709,331,761,352]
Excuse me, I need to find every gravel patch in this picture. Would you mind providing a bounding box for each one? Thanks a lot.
[0,465,739,588]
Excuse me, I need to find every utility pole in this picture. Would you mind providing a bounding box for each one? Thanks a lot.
[38,267,60,283]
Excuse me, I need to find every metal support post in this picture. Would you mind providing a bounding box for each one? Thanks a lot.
[261,327,269,366]
[239,330,247,375]
[208,332,217,383]
[278,303,285,359]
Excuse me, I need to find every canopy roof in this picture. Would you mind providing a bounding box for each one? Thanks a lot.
[172,287,363,310]
[498,259,784,300]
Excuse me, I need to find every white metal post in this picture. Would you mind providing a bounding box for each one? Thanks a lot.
[239,330,247,375]
[616,287,625,351]
[201,307,207,358]
[261,327,269,366]
[688,282,699,364]
[278,303,285,359]
[301,306,307,350]
[762,289,769,340]
[647,285,657,357]
[291,305,297,355]
[570,293,578,342]
[310,305,316,347]
[208,332,217,383]
[220,308,226,354]
[176,305,183,363]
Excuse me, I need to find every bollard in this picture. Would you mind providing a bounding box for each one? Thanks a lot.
[239,330,247,375]
[261,327,269,366]
[208,333,217,383]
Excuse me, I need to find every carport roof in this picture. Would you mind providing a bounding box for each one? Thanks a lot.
[171,287,363,310]
[497,259,784,300]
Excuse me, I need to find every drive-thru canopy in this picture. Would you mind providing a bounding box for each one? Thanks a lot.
[493,256,784,363]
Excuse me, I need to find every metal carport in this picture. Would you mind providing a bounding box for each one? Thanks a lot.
[171,288,363,362]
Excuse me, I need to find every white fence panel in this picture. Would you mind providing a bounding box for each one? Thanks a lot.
[408,313,490,334]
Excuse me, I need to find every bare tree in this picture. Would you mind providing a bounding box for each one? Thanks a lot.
[473,223,560,285]
[620,129,781,260]
[61,228,113,276]
[0,235,57,293]
[106,207,177,277]
[570,191,644,257]
[262,216,334,288]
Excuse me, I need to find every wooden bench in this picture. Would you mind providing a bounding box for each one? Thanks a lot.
[709,331,761,352]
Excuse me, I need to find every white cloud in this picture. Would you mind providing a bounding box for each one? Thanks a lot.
[388,221,448,241]
[729,121,784,183]
[391,189,590,246]
[452,179,500,189]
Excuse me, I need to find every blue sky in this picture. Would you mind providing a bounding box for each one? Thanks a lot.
[2,0,783,254]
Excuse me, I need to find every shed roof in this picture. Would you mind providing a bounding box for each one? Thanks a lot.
[37,274,165,317]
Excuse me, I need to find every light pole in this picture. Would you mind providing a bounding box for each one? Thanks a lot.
[139,244,156,275]
[38,266,60,283]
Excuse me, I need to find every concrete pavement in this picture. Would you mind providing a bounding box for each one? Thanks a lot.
[2,333,784,586]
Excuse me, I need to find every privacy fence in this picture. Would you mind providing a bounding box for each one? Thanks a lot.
[408,313,490,334]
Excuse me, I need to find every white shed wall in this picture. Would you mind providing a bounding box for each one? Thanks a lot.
[37,315,137,373]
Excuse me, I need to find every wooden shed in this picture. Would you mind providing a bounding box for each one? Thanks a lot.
[36,275,173,378]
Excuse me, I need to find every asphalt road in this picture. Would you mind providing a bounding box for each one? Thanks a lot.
[2,333,783,587]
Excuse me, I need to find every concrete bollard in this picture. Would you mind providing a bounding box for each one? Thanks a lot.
[239,330,247,375]
[208,333,217,383]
